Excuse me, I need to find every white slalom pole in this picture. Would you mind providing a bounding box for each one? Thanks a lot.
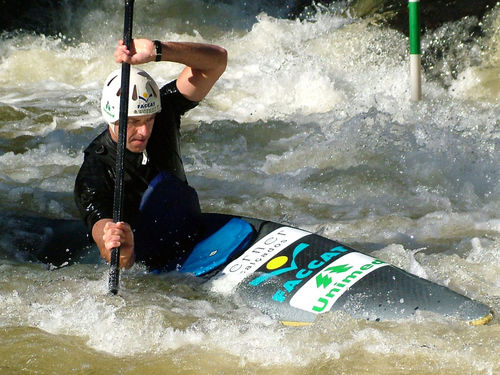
[409,0,422,101]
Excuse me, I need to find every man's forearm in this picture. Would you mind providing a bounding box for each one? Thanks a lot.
[158,41,227,102]
[158,41,227,75]
[114,38,227,102]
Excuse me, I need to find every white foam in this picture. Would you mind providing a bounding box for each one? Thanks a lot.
[0,145,81,187]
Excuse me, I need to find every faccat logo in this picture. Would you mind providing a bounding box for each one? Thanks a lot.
[135,89,159,111]
[137,102,156,110]
[210,227,310,295]
[134,90,159,113]
[248,243,349,303]
[289,252,387,314]
[139,91,152,102]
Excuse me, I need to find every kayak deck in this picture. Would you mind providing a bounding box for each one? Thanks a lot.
[10,212,494,325]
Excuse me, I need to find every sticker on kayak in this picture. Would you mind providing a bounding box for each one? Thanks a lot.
[290,252,387,314]
[247,243,350,304]
[209,227,309,294]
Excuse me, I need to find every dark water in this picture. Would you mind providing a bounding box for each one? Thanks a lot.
[0,1,498,373]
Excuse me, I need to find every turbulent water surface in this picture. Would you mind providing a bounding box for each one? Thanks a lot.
[0,1,499,374]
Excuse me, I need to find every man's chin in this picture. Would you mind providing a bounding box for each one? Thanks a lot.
[128,141,147,153]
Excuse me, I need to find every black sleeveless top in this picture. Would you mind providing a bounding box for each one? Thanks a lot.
[74,80,198,232]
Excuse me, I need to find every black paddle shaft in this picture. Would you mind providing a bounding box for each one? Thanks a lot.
[109,0,135,295]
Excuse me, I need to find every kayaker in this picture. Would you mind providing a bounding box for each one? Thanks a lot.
[74,39,227,271]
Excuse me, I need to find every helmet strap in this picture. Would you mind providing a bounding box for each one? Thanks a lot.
[108,123,117,136]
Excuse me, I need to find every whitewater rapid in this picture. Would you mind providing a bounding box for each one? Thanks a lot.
[0,1,498,374]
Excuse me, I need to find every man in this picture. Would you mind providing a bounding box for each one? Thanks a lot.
[74,38,227,271]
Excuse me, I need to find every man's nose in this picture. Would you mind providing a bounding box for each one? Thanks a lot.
[136,123,148,135]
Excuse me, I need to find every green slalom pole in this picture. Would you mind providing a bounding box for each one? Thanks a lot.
[409,0,421,101]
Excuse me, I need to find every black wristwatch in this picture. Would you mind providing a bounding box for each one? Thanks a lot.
[154,40,162,62]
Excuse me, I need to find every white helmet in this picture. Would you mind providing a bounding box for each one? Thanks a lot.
[101,67,162,124]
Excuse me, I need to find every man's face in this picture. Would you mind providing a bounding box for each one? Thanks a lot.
[110,114,156,153]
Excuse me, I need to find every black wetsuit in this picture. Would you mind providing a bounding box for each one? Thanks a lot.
[74,80,201,269]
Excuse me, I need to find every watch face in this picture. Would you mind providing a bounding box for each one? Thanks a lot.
[155,40,162,61]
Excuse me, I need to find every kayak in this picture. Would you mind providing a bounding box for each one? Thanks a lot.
[14,212,494,326]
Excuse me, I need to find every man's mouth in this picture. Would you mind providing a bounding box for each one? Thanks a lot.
[130,138,146,144]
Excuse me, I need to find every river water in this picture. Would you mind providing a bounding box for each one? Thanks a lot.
[0,1,499,374]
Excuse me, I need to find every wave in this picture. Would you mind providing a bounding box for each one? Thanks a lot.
[1,0,497,37]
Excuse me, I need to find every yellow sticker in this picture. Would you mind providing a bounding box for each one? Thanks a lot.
[267,256,289,270]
